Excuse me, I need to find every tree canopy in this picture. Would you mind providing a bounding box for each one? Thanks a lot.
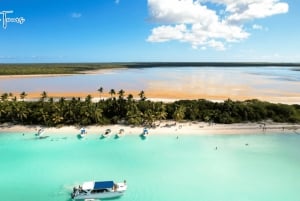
[0,91,300,126]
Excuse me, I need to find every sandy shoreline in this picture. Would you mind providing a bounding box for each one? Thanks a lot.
[1,121,300,136]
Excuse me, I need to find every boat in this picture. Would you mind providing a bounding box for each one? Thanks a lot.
[117,129,125,138]
[36,128,45,137]
[80,127,87,138]
[71,180,127,200]
[142,128,149,137]
[102,129,111,138]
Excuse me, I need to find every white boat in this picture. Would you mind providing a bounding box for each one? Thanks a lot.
[80,127,87,138]
[142,128,149,137]
[36,128,45,137]
[117,129,125,138]
[71,180,127,200]
[102,129,111,138]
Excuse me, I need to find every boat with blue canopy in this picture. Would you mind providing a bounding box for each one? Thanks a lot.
[71,180,127,200]
[142,128,149,137]
[79,127,87,138]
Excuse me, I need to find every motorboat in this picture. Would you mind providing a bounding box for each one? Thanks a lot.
[36,128,45,137]
[80,127,87,138]
[71,180,127,200]
[117,129,125,138]
[142,128,149,137]
[102,129,111,138]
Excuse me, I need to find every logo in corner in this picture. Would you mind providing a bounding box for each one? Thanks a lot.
[0,10,25,29]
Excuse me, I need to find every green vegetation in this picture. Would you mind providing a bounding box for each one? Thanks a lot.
[1,63,300,75]
[0,63,126,75]
[1,90,300,126]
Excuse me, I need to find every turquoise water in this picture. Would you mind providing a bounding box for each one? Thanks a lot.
[1,132,300,201]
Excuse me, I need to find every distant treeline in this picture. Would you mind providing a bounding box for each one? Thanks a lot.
[1,62,300,75]
[1,91,300,126]
[0,63,125,75]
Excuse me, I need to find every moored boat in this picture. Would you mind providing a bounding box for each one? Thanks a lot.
[71,180,127,200]
[36,128,45,137]
[80,127,87,138]
[117,129,125,138]
[102,129,111,138]
[142,128,149,137]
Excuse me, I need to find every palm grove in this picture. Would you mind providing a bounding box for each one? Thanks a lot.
[1,88,300,126]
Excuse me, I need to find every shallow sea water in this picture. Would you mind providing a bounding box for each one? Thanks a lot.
[1,132,300,201]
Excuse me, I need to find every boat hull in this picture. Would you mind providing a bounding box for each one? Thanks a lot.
[73,190,125,200]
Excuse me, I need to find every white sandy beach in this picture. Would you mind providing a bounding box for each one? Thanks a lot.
[1,121,300,136]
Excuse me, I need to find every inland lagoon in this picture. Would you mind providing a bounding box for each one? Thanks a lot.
[1,131,300,201]
[1,66,300,103]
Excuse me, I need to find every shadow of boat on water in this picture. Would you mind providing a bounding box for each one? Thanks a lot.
[38,136,50,140]
[77,134,86,140]
[139,133,147,140]
[64,194,123,201]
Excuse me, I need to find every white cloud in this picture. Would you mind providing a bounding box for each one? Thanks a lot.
[147,24,187,42]
[208,0,289,23]
[147,0,288,50]
[71,12,82,18]
[148,0,218,24]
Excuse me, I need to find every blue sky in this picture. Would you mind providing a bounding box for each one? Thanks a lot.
[0,0,299,63]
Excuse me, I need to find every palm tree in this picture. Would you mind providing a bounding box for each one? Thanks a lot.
[173,105,186,121]
[0,100,10,122]
[8,92,13,100]
[97,87,103,99]
[85,94,92,104]
[154,102,167,122]
[143,109,156,126]
[48,97,54,104]
[138,90,146,101]
[1,93,9,102]
[15,102,30,123]
[126,104,143,125]
[93,107,103,124]
[51,113,64,125]
[127,94,134,102]
[20,91,27,101]
[40,91,48,102]
[109,89,116,98]
[118,89,125,100]
[36,108,49,125]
